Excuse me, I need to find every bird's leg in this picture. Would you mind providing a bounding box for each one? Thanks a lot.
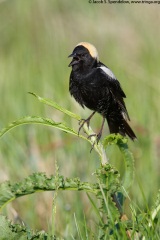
[78,111,96,135]
[96,116,105,143]
[88,116,106,144]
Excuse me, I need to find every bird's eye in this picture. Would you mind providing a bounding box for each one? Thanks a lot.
[81,53,87,57]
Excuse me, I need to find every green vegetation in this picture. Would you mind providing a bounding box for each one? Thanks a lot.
[0,1,160,239]
[0,95,159,239]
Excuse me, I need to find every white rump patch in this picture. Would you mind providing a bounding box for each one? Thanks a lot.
[76,42,99,61]
[99,66,116,79]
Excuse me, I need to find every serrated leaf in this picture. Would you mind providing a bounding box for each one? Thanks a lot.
[0,215,27,240]
[0,215,50,239]
[0,173,99,210]
[98,183,120,222]
[0,182,15,208]
[103,134,134,191]
[103,134,128,147]
[95,164,120,194]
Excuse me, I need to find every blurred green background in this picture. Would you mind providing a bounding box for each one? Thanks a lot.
[0,0,160,236]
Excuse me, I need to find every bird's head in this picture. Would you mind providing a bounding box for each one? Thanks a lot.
[68,42,99,71]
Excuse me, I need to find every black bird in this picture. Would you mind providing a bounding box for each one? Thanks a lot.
[68,42,136,142]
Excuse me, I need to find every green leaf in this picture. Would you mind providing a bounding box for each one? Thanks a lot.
[0,92,108,160]
[87,193,103,225]
[103,133,128,147]
[29,92,81,120]
[103,134,134,191]
[0,182,15,209]
[0,116,79,138]
[95,164,120,194]
[0,215,27,240]
[0,215,50,239]
[0,173,99,210]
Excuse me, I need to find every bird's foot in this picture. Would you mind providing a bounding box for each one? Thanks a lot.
[88,131,102,144]
[87,133,96,140]
[78,118,90,135]
[87,134,96,153]
[78,111,96,136]
[88,116,105,151]
[96,131,102,144]
[88,131,102,153]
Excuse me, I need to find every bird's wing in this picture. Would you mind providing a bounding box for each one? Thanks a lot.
[98,65,130,120]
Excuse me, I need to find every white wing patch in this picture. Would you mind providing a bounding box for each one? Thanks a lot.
[99,66,116,79]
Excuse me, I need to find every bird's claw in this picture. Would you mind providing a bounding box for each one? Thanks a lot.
[78,111,96,136]
[78,118,90,135]
[88,132,102,144]
[87,133,96,140]
[96,132,102,144]
[88,132,102,153]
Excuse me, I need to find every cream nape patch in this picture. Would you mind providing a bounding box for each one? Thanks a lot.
[76,42,99,61]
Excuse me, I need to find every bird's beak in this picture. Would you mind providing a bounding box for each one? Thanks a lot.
[68,53,80,67]
[68,53,75,58]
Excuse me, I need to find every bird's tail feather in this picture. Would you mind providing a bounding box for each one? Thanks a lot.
[106,114,136,141]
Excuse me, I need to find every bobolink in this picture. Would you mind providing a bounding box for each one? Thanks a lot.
[68,42,136,142]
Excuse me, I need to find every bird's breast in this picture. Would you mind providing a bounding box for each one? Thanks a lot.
[69,70,111,113]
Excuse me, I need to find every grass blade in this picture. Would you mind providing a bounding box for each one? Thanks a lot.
[87,193,103,225]
[74,213,83,240]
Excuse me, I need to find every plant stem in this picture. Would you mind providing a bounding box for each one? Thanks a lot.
[82,122,109,164]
